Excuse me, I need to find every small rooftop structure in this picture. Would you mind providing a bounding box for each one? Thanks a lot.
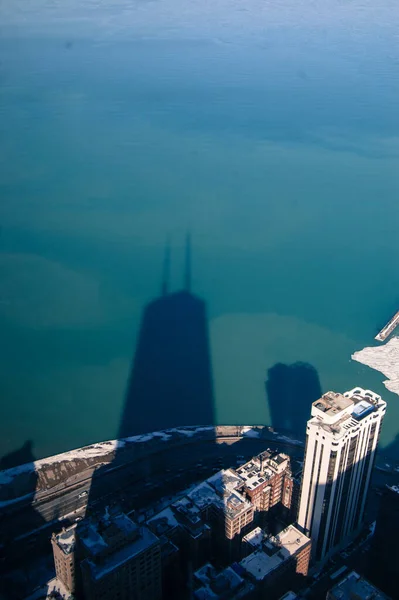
[327,570,390,600]
[242,527,264,550]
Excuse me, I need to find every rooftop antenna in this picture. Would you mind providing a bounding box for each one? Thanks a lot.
[161,239,171,296]
[184,232,192,292]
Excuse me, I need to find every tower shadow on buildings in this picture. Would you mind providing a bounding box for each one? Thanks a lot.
[119,235,215,437]
[266,362,322,438]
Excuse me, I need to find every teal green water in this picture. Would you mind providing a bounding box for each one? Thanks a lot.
[0,36,398,460]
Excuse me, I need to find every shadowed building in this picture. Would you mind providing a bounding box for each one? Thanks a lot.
[368,483,399,598]
[51,509,162,600]
[119,236,214,437]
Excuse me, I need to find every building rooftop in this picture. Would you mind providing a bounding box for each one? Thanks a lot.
[236,451,290,491]
[242,527,264,549]
[240,525,310,581]
[194,564,254,600]
[206,469,245,495]
[82,525,159,580]
[313,392,353,417]
[174,469,252,522]
[148,506,180,535]
[54,525,77,555]
[310,388,385,434]
[327,570,389,600]
[78,511,140,557]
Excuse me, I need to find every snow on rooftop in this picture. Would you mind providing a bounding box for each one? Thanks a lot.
[56,525,77,555]
[207,469,244,494]
[352,337,399,397]
[242,527,263,548]
[84,526,159,580]
[188,481,219,510]
[240,525,309,581]
[80,524,108,556]
[148,506,179,530]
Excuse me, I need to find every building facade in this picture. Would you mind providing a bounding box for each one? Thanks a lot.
[368,483,399,598]
[236,451,293,525]
[297,388,386,563]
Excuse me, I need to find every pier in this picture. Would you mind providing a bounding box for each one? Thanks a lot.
[375,310,399,342]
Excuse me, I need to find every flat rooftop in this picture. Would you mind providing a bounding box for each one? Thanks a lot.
[328,570,389,600]
[83,525,159,580]
[79,512,139,557]
[54,525,77,555]
[242,527,263,548]
[313,392,353,416]
[240,525,309,581]
[172,469,251,522]
[236,452,290,491]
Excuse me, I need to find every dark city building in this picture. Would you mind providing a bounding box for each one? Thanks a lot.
[368,484,399,598]
[326,570,390,600]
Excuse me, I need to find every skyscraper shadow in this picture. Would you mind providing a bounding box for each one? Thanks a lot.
[266,362,322,438]
[119,235,215,437]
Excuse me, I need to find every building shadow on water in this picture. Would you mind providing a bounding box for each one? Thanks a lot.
[0,237,314,599]
[266,362,322,438]
[119,236,214,436]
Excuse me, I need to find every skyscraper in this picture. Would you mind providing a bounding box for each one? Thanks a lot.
[297,387,386,563]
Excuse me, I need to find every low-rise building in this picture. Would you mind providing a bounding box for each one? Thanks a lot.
[239,524,311,599]
[193,562,255,599]
[326,570,390,600]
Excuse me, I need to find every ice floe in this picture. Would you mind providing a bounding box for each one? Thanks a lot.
[352,336,399,396]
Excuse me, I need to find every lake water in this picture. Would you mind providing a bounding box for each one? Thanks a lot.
[1,31,398,463]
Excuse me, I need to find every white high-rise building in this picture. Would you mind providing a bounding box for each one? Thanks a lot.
[297,387,386,563]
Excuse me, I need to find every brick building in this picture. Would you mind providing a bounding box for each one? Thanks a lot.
[236,451,293,526]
